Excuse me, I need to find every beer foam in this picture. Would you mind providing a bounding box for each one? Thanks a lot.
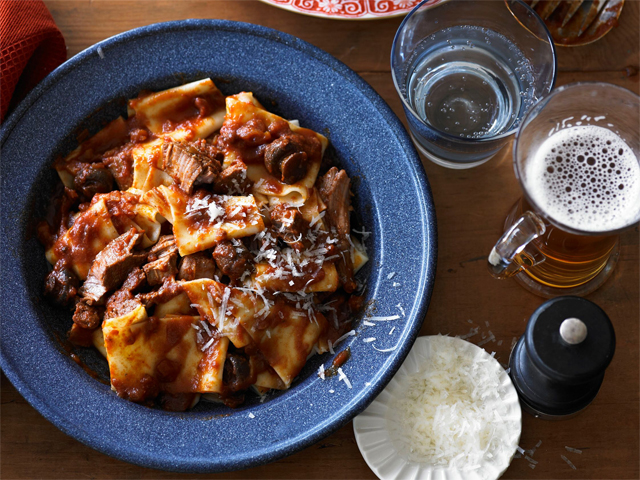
[525,125,640,232]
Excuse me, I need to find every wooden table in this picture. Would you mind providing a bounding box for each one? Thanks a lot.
[2,1,638,478]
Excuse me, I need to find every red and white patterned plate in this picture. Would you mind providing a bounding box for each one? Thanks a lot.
[259,0,436,20]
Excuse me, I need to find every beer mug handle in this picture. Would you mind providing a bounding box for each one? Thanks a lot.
[488,211,546,279]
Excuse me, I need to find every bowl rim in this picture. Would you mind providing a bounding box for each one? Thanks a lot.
[0,19,438,472]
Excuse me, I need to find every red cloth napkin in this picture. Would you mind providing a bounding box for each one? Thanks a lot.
[0,0,66,121]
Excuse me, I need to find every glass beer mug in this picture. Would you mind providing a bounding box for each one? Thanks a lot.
[489,83,640,297]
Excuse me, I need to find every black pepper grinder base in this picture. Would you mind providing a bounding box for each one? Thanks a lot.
[508,296,615,420]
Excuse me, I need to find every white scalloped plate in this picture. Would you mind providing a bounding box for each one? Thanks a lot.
[353,336,522,480]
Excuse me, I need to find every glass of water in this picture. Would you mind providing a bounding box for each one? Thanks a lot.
[391,0,557,169]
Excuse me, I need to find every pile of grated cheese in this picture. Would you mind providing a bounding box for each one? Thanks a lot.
[386,336,517,472]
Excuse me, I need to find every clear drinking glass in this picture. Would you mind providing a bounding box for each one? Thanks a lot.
[391,0,557,169]
[488,83,640,297]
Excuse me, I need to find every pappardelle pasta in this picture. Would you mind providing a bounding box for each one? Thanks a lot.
[39,79,368,410]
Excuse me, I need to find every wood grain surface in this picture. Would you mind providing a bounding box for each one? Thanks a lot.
[2,1,639,479]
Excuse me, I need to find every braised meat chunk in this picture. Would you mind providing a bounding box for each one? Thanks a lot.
[161,141,221,194]
[143,255,178,286]
[72,299,102,329]
[73,162,114,200]
[44,260,79,306]
[143,235,179,286]
[137,276,182,308]
[80,228,146,303]
[318,167,351,236]
[104,267,146,321]
[102,149,134,190]
[191,138,225,163]
[178,252,216,281]
[147,235,178,262]
[223,353,253,392]
[264,134,309,184]
[213,240,253,279]
[270,203,306,250]
[213,160,252,195]
[317,167,356,293]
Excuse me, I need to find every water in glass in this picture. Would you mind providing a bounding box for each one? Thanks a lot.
[405,26,537,140]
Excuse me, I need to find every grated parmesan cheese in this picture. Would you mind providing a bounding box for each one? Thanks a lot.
[477,330,496,347]
[561,454,577,470]
[200,320,211,337]
[333,329,355,347]
[372,345,397,353]
[309,211,325,227]
[201,337,214,352]
[337,367,352,389]
[352,227,371,240]
[219,287,230,332]
[386,336,519,471]
[368,315,400,322]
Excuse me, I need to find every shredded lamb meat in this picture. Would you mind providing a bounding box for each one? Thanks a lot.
[44,260,79,306]
[317,167,356,293]
[80,228,146,303]
[178,252,216,281]
[72,162,114,200]
[213,240,253,279]
[213,160,252,195]
[137,276,182,308]
[102,148,134,190]
[104,267,146,321]
[161,141,221,194]
[269,203,306,251]
[143,235,179,286]
[72,299,102,330]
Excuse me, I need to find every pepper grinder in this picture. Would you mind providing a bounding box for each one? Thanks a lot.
[509,296,616,419]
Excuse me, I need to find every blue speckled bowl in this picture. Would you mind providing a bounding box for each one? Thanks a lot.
[0,20,436,473]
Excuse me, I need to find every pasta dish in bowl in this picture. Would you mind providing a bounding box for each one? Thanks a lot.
[40,78,369,410]
[0,20,436,472]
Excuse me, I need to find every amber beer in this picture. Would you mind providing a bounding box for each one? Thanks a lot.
[491,123,640,294]
[505,197,620,289]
